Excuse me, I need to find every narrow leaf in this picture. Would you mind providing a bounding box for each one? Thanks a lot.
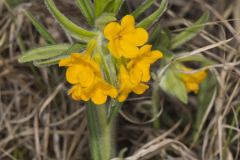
[132,0,155,18]
[94,0,104,17]
[44,0,97,42]
[94,0,113,17]
[75,0,94,25]
[149,26,171,51]
[95,13,116,30]
[171,12,209,49]
[176,55,215,66]
[18,44,71,63]
[113,0,124,15]
[137,0,168,28]
[33,43,85,67]
[107,101,122,124]
[159,67,188,104]
[192,74,217,145]
[24,11,56,44]
[33,55,69,67]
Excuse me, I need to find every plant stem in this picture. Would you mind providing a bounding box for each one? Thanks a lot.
[86,102,115,160]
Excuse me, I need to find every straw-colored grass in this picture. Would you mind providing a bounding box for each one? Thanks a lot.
[0,0,240,159]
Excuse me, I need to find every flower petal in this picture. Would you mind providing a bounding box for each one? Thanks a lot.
[91,89,107,105]
[108,40,122,58]
[68,85,82,101]
[140,64,151,82]
[66,65,82,84]
[120,40,139,58]
[185,82,199,93]
[148,50,163,63]
[122,28,148,46]
[129,68,142,84]
[103,84,118,98]
[81,92,91,101]
[59,57,72,67]
[79,67,95,88]
[104,22,122,40]
[133,83,149,94]
[138,45,152,56]
[192,70,207,83]
[118,90,130,102]
[121,15,135,33]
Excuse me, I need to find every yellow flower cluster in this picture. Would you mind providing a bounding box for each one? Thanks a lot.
[117,45,162,102]
[104,15,163,102]
[59,15,163,104]
[59,53,117,105]
[179,66,207,94]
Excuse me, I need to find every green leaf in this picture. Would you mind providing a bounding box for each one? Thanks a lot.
[94,0,119,15]
[171,12,209,49]
[33,54,69,67]
[132,0,155,18]
[75,0,94,25]
[18,44,72,63]
[192,74,217,145]
[137,0,168,28]
[33,43,85,67]
[112,0,124,15]
[159,67,188,104]
[44,0,97,42]
[94,0,104,17]
[103,0,124,15]
[176,55,215,66]
[149,26,171,51]
[95,13,116,30]
[107,101,122,124]
[24,11,56,44]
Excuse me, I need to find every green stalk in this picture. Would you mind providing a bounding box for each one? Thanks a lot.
[86,102,116,160]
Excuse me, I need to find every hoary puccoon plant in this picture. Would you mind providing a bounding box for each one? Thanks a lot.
[19,0,213,159]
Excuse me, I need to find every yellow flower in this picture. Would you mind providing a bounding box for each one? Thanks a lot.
[104,15,148,59]
[117,45,163,102]
[118,65,149,102]
[127,45,163,82]
[59,53,117,105]
[179,66,207,94]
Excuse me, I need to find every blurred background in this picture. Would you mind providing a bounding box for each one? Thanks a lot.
[0,0,240,159]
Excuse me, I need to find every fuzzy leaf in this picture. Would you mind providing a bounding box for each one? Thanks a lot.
[137,0,168,28]
[176,55,215,66]
[95,13,116,30]
[33,54,69,67]
[44,0,97,42]
[24,11,56,44]
[33,43,85,67]
[159,67,188,104]
[18,44,72,63]
[192,74,217,144]
[94,0,106,17]
[171,12,209,49]
[149,26,171,51]
[75,0,94,25]
[112,0,124,15]
[132,0,155,18]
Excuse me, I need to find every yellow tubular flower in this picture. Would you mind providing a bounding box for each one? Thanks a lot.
[127,45,163,82]
[118,65,149,102]
[104,15,148,59]
[59,53,117,105]
[179,66,207,94]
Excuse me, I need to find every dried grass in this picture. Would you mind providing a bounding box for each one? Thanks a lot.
[0,0,240,160]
